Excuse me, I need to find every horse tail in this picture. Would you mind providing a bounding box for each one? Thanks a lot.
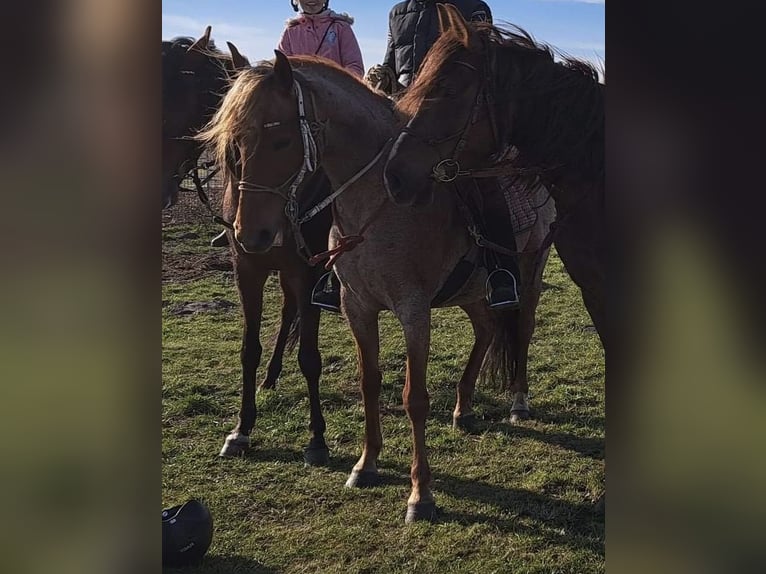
[481,308,519,392]
[284,312,301,354]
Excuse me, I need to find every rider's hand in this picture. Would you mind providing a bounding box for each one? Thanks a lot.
[365,64,393,92]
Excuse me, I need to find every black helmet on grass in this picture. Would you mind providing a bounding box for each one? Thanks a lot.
[161,499,213,567]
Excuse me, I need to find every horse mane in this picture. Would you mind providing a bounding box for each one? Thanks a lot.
[399,22,604,185]
[197,56,402,176]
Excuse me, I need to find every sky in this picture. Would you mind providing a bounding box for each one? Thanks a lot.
[162,1,604,76]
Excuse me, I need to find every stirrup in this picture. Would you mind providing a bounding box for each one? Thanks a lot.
[486,268,520,310]
[311,272,341,314]
[210,229,229,247]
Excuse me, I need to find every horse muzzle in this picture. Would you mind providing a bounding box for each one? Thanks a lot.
[234,228,278,254]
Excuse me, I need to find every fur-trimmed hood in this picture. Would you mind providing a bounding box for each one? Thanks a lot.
[286,10,354,27]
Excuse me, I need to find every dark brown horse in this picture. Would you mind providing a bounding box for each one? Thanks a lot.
[198,52,555,522]
[162,29,332,464]
[384,5,606,357]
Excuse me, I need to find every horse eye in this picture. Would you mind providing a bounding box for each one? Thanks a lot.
[272,139,291,151]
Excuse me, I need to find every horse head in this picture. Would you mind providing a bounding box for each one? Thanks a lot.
[161,27,248,209]
[384,4,499,206]
[197,51,309,253]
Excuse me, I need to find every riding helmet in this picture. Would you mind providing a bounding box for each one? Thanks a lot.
[291,1,330,12]
[161,499,214,567]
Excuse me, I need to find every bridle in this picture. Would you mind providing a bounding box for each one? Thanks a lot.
[401,47,509,185]
[399,43,561,278]
[235,78,392,261]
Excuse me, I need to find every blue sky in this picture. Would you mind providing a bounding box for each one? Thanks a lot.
[162,1,604,74]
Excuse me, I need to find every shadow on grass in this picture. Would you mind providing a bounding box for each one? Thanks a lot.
[163,554,278,573]
[238,446,412,488]
[432,475,604,555]
[224,444,602,555]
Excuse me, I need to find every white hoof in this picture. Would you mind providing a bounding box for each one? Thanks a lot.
[219,432,251,457]
[510,392,530,423]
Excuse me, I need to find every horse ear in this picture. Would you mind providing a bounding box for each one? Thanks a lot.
[273,50,294,92]
[436,3,452,34]
[442,4,472,46]
[188,25,211,53]
[227,41,249,70]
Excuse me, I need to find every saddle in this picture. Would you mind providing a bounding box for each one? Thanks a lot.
[431,176,529,307]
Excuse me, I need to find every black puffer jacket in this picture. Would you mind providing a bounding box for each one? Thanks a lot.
[382,0,492,88]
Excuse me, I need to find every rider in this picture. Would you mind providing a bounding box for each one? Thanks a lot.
[368,0,492,96]
[278,0,364,77]
[364,0,522,310]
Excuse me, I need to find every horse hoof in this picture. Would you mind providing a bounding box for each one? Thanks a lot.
[509,409,530,424]
[219,433,250,457]
[304,446,330,467]
[405,501,437,524]
[344,470,381,488]
[453,413,478,432]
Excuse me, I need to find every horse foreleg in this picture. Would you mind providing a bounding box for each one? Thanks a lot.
[259,277,298,391]
[398,304,435,523]
[297,296,329,466]
[220,261,269,457]
[453,302,493,431]
[344,299,383,488]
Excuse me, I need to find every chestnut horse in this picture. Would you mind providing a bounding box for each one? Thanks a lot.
[162,28,333,464]
[198,51,555,522]
[385,5,606,358]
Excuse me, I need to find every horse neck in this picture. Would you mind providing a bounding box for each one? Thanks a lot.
[303,72,397,223]
[495,46,603,189]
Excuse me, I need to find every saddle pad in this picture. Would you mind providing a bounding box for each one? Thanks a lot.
[497,175,546,234]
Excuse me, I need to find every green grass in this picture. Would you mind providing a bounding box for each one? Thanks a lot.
[163,223,604,573]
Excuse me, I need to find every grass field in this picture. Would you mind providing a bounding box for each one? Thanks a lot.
[162,209,605,573]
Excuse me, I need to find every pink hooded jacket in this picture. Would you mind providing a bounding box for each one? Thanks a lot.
[277,10,364,77]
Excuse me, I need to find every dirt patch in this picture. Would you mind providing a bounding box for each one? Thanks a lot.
[162,250,233,283]
[166,299,237,316]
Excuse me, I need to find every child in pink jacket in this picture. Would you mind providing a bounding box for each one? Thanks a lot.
[279,1,364,77]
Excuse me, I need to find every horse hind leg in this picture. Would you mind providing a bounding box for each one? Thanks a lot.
[509,250,548,424]
[296,293,329,467]
[344,300,383,488]
[259,279,298,391]
[508,295,532,424]
[453,302,493,432]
